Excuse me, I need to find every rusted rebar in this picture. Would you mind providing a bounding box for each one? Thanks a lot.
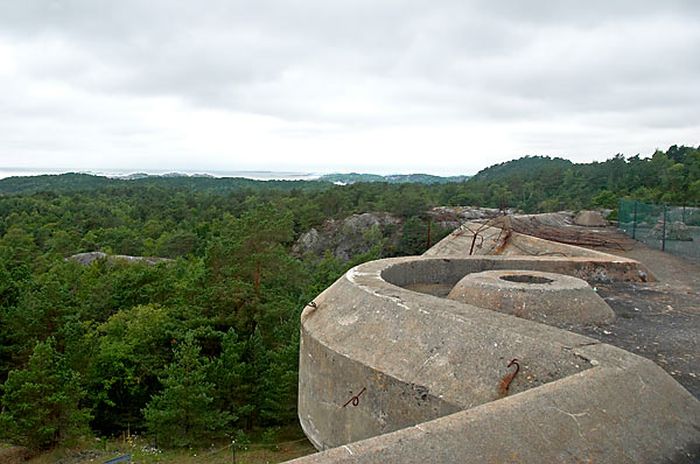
[343,387,367,408]
[498,359,520,397]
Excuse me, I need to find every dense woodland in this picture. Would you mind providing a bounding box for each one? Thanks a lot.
[0,145,698,451]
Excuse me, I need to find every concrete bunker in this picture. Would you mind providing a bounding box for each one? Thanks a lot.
[291,224,699,463]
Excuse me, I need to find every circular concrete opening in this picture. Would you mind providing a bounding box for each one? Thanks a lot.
[447,270,614,326]
[499,274,554,284]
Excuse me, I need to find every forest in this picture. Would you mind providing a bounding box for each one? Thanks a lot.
[0,145,699,452]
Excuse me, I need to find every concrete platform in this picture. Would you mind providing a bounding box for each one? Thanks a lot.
[448,269,615,325]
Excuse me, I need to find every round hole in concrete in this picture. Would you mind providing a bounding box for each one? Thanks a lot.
[499,274,554,284]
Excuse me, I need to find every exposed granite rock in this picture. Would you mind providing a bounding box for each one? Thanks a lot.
[293,212,402,261]
[294,208,520,261]
[651,220,693,240]
[574,210,608,227]
[427,206,510,230]
[68,252,173,266]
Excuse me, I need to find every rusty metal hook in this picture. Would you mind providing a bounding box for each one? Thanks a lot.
[343,387,367,408]
[498,358,520,396]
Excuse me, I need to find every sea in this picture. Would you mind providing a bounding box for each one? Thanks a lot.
[0,167,322,181]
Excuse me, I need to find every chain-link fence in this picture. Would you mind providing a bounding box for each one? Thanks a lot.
[618,199,700,261]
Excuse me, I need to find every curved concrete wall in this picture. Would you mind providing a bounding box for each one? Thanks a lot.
[292,255,699,463]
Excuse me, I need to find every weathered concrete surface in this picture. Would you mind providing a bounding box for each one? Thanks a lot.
[424,221,614,258]
[299,259,595,450]
[424,221,651,282]
[292,344,699,463]
[293,255,700,463]
[448,270,615,326]
[383,254,652,288]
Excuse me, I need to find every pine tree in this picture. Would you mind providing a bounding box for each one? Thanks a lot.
[0,338,91,449]
[209,329,245,424]
[260,331,298,425]
[143,334,230,447]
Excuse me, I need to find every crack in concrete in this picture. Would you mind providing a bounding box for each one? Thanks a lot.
[562,342,602,365]
[548,406,589,440]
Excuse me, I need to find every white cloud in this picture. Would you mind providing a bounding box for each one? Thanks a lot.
[0,0,698,175]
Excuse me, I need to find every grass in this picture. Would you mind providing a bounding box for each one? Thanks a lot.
[25,427,316,464]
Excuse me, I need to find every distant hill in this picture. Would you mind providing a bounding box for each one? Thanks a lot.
[0,173,119,195]
[466,148,700,210]
[0,171,470,195]
[0,172,329,196]
[1,146,697,208]
[318,173,470,184]
[471,156,573,182]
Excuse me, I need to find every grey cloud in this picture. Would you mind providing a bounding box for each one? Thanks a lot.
[0,0,698,171]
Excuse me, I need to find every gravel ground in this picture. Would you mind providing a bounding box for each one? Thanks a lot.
[572,239,700,399]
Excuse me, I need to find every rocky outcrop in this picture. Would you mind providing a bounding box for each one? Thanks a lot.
[294,207,517,262]
[427,206,511,230]
[651,220,693,240]
[68,252,173,266]
[574,210,608,227]
[293,208,617,262]
[293,212,403,261]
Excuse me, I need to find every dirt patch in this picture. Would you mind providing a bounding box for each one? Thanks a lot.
[0,444,30,463]
[52,450,106,464]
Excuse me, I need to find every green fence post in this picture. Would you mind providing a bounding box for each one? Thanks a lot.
[632,200,638,240]
[662,204,667,252]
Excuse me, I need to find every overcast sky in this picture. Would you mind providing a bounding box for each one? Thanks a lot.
[1,0,699,175]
